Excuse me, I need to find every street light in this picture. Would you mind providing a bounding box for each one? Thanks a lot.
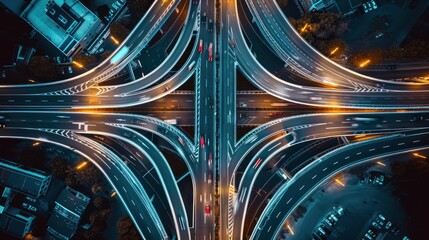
[110,36,120,45]
[359,59,371,68]
[111,191,117,197]
[329,47,339,56]
[300,23,309,33]
[335,178,345,187]
[32,142,41,146]
[286,223,295,235]
[413,153,427,159]
[76,161,88,170]
[72,61,84,68]
[376,161,386,166]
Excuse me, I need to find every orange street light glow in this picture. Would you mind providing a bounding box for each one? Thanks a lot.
[111,191,117,197]
[335,178,345,187]
[72,61,84,68]
[28,79,37,83]
[110,36,120,45]
[287,224,295,235]
[300,23,309,33]
[330,47,339,55]
[376,161,386,166]
[76,161,88,170]
[413,153,427,159]
[32,142,40,146]
[359,59,371,68]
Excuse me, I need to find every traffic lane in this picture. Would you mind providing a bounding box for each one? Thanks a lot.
[109,0,200,96]
[0,127,167,239]
[0,111,197,172]
[88,135,180,236]
[244,138,346,236]
[252,131,429,239]
[251,0,429,91]
[231,2,429,108]
[97,125,191,239]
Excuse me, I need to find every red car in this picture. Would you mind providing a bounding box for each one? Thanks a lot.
[208,42,213,62]
[178,137,185,146]
[199,39,203,53]
[253,158,262,169]
[205,203,211,215]
[200,136,205,148]
[231,39,235,47]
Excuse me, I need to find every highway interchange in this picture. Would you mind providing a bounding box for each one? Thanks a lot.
[1,0,429,239]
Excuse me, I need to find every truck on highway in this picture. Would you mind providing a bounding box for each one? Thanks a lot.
[164,119,177,125]
[208,42,213,61]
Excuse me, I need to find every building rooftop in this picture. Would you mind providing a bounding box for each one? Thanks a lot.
[20,0,103,56]
[0,158,51,198]
[47,187,90,240]
[0,206,35,239]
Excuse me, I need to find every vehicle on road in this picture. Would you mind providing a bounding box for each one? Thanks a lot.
[188,60,196,70]
[178,137,185,146]
[231,39,235,47]
[208,42,213,62]
[205,203,211,215]
[202,12,207,23]
[0,123,5,128]
[208,152,212,168]
[208,19,213,32]
[164,119,177,125]
[199,40,203,53]
[207,174,212,184]
[253,158,262,169]
[200,136,205,148]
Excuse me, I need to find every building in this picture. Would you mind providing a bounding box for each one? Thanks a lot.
[0,206,35,239]
[0,159,52,198]
[0,187,14,214]
[307,0,362,15]
[47,187,90,240]
[20,0,104,57]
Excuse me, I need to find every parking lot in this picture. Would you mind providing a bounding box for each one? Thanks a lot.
[282,173,410,240]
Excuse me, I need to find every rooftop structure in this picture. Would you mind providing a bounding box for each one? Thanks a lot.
[0,158,51,198]
[307,0,363,15]
[47,187,90,240]
[0,206,35,239]
[20,0,104,57]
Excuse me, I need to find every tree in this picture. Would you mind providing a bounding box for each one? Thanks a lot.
[349,49,384,67]
[93,197,107,209]
[291,205,307,220]
[316,38,346,58]
[92,183,103,193]
[99,50,113,61]
[117,216,142,240]
[51,157,69,179]
[110,23,131,42]
[278,0,288,8]
[75,163,102,186]
[73,53,97,67]
[128,0,153,22]
[29,56,58,78]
